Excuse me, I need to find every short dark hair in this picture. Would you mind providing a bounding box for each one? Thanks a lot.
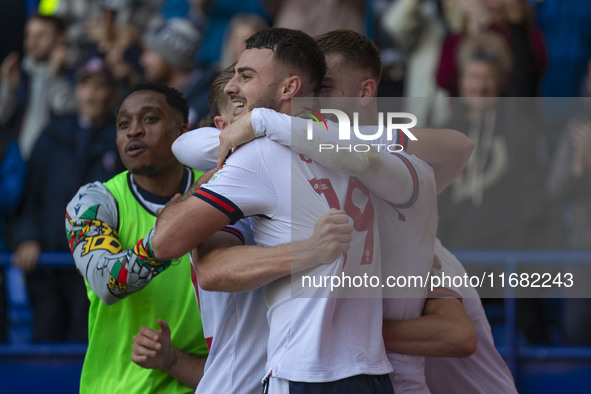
[245,28,326,92]
[28,13,67,35]
[315,30,382,81]
[208,64,235,117]
[125,82,189,124]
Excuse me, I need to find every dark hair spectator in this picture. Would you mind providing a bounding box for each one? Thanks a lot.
[140,18,217,128]
[11,56,124,342]
[0,12,76,160]
[436,0,546,97]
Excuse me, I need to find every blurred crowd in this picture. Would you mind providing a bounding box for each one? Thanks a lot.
[0,0,590,346]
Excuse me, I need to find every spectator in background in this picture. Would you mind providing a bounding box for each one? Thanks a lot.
[40,0,163,67]
[380,0,453,126]
[103,44,144,95]
[193,0,269,67]
[141,18,217,128]
[11,57,123,342]
[437,32,555,250]
[219,13,268,71]
[264,0,368,37]
[64,1,146,95]
[84,4,146,95]
[0,13,76,160]
[436,0,546,97]
[436,33,562,343]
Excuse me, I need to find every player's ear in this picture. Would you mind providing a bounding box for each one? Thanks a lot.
[177,122,189,136]
[359,79,377,105]
[280,75,302,99]
[214,115,229,130]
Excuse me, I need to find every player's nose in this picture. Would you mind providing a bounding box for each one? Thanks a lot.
[224,74,240,95]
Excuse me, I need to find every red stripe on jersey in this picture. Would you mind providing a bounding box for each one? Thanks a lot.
[397,130,406,149]
[428,288,463,302]
[195,189,235,213]
[205,336,213,351]
[220,227,245,244]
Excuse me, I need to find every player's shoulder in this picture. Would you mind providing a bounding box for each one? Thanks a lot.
[66,181,118,222]
[172,127,220,171]
[70,181,112,201]
[226,138,287,165]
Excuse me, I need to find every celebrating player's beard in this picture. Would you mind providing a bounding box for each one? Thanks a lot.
[231,79,281,119]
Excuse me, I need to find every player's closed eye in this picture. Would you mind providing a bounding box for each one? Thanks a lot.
[318,85,334,97]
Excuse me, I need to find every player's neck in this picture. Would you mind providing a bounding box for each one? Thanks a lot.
[132,163,186,197]
[357,102,379,125]
[277,100,291,116]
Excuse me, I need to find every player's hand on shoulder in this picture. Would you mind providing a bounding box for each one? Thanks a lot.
[217,110,255,168]
[131,319,175,371]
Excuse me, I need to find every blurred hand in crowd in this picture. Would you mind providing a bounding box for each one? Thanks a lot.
[1,52,20,90]
[12,240,41,273]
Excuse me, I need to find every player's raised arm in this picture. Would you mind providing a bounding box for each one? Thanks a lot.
[218,108,473,195]
[218,108,420,205]
[405,128,474,194]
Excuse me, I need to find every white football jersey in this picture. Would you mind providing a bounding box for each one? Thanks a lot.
[379,152,438,394]
[425,239,518,394]
[180,110,438,387]
[198,138,393,382]
[192,219,269,394]
[249,108,438,391]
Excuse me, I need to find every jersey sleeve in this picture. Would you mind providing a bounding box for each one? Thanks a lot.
[427,254,464,302]
[252,108,419,207]
[220,218,255,246]
[65,182,173,305]
[171,127,219,171]
[251,107,408,163]
[196,140,279,223]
